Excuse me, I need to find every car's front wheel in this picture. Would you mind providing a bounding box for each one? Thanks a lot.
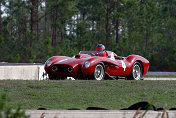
[92,63,105,80]
[48,74,66,80]
[127,62,142,80]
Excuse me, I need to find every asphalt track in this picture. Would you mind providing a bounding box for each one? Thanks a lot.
[144,77,176,80]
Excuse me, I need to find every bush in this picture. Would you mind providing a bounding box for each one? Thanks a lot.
[0,94,30,118]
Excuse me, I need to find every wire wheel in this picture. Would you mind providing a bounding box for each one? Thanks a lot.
[133,64,142,80]
[127,62,142,80]
[132,62,142,80]
[93,63,105,80]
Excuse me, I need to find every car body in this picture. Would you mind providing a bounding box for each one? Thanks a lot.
[44,51,149,80]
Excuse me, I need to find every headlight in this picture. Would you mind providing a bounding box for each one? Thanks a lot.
[83,60,90,68]
[68,67,73,72]
[52,65,58,72]
[45,59,52,67]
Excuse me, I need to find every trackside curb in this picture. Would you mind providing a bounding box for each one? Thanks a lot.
[25,110,176,118]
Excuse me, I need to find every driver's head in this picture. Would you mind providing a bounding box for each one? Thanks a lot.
[95,44,107,57]
[96,44,105,53]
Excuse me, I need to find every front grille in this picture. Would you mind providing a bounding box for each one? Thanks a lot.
[52,65,73,72]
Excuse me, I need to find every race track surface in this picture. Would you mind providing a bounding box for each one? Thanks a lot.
[144,78,176,80]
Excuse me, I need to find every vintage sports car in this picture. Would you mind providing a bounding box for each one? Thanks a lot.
[44,51,149,80]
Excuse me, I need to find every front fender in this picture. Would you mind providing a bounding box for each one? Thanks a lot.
[81,57,107,76]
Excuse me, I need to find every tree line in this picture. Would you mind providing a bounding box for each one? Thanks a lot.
[0,0,175,71]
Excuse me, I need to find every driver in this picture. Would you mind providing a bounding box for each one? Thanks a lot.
[91,44,123,59]
[91,44,108,57]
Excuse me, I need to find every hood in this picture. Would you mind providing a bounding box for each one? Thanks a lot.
[53,54,92,67]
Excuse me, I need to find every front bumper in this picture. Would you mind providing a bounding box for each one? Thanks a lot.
[45,64,83,78]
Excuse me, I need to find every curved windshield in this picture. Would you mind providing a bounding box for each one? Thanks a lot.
[96,50,105,55]
[79,51,96,55]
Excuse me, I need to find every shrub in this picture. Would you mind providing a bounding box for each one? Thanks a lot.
[0,94,30,118]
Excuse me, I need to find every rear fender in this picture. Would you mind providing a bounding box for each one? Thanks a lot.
[125,55,149,76]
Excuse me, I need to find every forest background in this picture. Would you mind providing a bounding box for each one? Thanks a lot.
[0,0,175,71]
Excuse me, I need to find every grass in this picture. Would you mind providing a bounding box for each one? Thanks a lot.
[0,80,176,110]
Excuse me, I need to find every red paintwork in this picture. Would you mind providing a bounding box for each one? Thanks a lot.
[44,51,149,79]
[44,56,70,73]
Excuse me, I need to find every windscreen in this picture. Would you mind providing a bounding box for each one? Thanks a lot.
[79,51,96,55]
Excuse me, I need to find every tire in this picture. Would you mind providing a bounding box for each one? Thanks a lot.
[48,74,66,80]
[92,63,105,80]
[48,74,56,80]
[127,62,142,80]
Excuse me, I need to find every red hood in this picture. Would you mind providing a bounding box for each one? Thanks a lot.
[53,54,92,67]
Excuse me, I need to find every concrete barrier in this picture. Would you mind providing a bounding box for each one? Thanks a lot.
[25,110,176,118]
[0,64,47,80]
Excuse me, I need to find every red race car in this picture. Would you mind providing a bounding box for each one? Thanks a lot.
[44,51,149,80]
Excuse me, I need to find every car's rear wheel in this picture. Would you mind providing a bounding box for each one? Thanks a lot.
[93,63,105,80]
[127,62,142,80]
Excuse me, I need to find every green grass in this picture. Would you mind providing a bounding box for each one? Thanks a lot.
[0,80,176,110]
